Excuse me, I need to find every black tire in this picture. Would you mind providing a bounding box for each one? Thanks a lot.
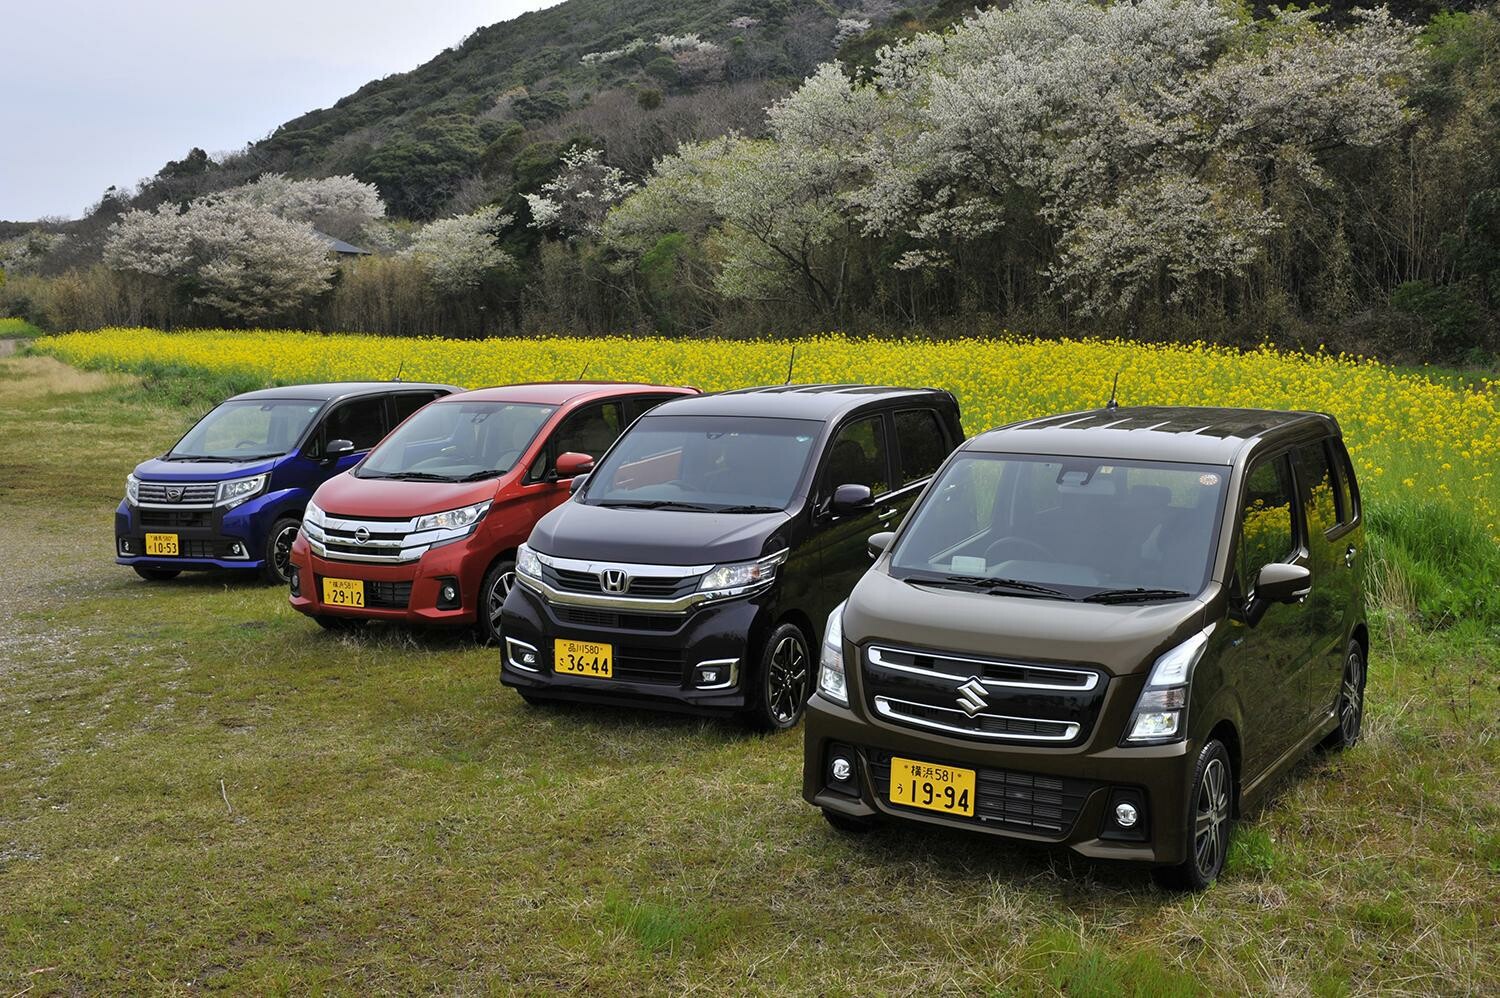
[748,622,813,731]
[260,517,300,585]
[1152,738,1233,892]
[477,558,517,645]
[1323,641,1366,750]
[133,566,180,582]
[822,808,876,834]
[313,615,364,633]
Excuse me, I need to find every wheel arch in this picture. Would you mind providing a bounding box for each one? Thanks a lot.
[1206,719,1243,817]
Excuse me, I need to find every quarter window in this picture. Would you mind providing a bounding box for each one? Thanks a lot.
[1293,441,1340,536]
[1331,439,1361,526]
[1238,457,1296,592]
[894,409,949,485]
[392,392,440,425]
[826,414,890,496]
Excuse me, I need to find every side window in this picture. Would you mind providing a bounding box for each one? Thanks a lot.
[623,395,675,424]
[1292,441,1341,537]
[1238,456,1296,591]
[894,408,949,485]
[825,414,890,497]
[1331,439,1361,526]
[391,392,440,426]
[321,396,390,452]
[552,401,623,460]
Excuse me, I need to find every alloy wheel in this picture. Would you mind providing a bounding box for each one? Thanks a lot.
[767,634,809,725]
[488,570,516,632]
[272,524,299,582]
[1340,651,1364,744]
[1193,757,1230,881]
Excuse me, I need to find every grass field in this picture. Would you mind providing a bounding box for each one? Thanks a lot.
[1,347,1496,994]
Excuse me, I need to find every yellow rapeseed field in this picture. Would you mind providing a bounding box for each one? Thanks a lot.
[37,328,1500,542]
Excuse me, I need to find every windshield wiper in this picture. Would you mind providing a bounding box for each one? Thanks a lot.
[709,504,784,514]
[362,471,459,482]
[594,499,720,511]
[1082,587,1192,604]
[903,574,1071,599]
[164,452,281,462]
[456,469,506,482]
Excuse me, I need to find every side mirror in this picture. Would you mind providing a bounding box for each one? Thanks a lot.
[569,473,590,495]
[324,439,356,463]
[1255,562,1311,605]
[555,451,595,479]
[830,483,874,517]
[867,531,894,560]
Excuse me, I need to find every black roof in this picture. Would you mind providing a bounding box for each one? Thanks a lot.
[647,383,955,421]
[230,381,459,403]
[971,406,1338,465]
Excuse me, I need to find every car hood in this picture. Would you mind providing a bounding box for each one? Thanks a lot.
[845,569,1211,678]
[134,455,281,481]
[312,472,502,519]
[530,500,791,565]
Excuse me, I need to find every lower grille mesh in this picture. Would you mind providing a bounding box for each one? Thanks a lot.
[867,750,1091,836]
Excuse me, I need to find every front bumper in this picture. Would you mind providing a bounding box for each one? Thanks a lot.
[115,498,271,573]
[802,693,1195,865]
[287,530,494,627]
[498,581,770,714]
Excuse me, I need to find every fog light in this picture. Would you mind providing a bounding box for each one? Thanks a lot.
[435,577,461,610]
[288,568,301,597]
[691,659,738,689]
[230,542,245,557]
[442,584,457,602]
[120,538,132,554]
[1114,802,1139,828]
[520,650,537,666]
[831,757,852,783]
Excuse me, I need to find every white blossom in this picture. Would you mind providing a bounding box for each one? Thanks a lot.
[526,147,637,237]
[407,207,514,293]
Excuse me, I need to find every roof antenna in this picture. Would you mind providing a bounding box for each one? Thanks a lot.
[784,344,797,385]
[392,358,405,383]
[578,361,590,380]
[1106,371,1121,411]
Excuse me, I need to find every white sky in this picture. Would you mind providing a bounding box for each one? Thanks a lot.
[1,1,565,220]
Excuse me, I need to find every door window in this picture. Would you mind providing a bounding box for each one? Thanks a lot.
[530,401,624,480]
[623,395,677,424]
[319,396,389,453]
[1238,457,1296,595]
[1330,440,1361,526]
[392,392,441,426]
[894,408,949,485]
[825,414,890,497]
[1293,441,1341,536]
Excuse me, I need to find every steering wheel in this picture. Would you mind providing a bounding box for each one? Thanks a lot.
[984,535,1055,563]
[662,479,703,493]
[491,449,521,469]
[234,440,259,450]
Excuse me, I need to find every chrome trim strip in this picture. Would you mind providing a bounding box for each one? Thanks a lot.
[873,696,1081,742]
[136,501,216,510]
[516,573,769,613]
[505,637,541,673]
[867,645,1099,692]
[535,550,715,577]
[693,657,740,690]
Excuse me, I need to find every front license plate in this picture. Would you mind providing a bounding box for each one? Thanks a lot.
[554,638,612,678]
[889,757,977,817]
[144,532,179,557]
[321,577,365,608]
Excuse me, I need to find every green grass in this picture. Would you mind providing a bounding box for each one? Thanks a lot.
[0,356,1496,993]
[0,316,43,338]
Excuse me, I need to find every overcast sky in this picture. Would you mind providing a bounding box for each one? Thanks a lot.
[1,1,564,221]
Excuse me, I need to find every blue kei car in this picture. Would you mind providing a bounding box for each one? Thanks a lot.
[117,381,458,584]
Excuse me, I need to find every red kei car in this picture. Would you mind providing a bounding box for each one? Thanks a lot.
[288,382,697,640]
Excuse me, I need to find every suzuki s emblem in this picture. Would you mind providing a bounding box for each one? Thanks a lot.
[599,569,630,594]
[956,677,989,716]
[354,526,370,545]
[165,487,184,502]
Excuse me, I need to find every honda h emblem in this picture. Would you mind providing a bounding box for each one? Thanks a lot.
[599,569,630,594]
[956,677,989,716]
[165,487,184,502]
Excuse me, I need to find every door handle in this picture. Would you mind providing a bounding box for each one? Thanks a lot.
[877,507,899,521]
[1345,545,1356,568]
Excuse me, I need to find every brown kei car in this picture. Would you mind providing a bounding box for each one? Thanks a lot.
[803,407,1367,890]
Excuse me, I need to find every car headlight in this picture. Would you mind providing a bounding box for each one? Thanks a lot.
[217,474,267,508]
[696,550,787,598]
[414,500,491,534]
[303,500,324,526]
[1124,625,1213,745]
[817,600,849,705]
[126,473,139,505]
[516,542,542,580]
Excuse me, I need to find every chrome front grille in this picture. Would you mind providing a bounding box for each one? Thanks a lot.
[137,481,217,507]
[518,552,719,614]
[301,509,474,564]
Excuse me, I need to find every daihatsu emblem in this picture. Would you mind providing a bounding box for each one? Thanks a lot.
[956,677,989,716]
[354,526,370,545]
[165,487,184,502]
[599,569,630,594]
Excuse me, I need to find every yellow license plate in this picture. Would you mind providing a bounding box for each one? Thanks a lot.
[889,757,977,817]
[321,577,365,608]
[554,638,612,678]
[144,533,179,557]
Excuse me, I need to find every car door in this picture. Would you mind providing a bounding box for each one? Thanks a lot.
[1224,453,1317,779]
[1291,438,1347,730]
[307,394,393,479]
[811,410,894,624]
[517,399,627,527]
[885,406,961,530]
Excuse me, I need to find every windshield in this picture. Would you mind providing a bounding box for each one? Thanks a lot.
[888,453,1228,601]
[580,415,821,512]
[356,401,555,482]
[168,399,322,461]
